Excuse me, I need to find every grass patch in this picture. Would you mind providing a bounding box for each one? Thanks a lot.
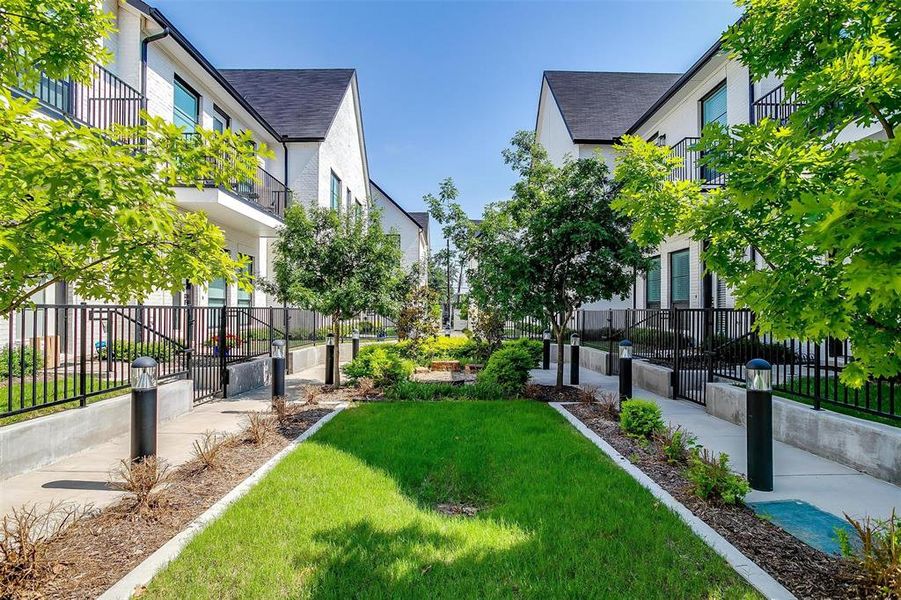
[0,376,126,427]
[146,401,757,599]
[774,377,899,428]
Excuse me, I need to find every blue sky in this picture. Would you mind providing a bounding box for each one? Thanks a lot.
[155,0,741,218]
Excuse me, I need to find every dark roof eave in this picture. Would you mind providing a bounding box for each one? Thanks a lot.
[572,138,618,145]
[625,38,724,135]
[135,3,284,141]
[282,136,326,143]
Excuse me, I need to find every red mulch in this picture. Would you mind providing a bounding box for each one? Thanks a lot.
[565,403,863,600]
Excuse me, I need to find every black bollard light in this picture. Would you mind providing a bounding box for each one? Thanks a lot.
[619,340,633,407]
[746,358,774,491]
[570,332,580,386]
[271,339,286,398]
[130,356,158,463]
[444,325,451,338]
[325,333,335,386]
[542,330,551,370]
[351,329,360,359]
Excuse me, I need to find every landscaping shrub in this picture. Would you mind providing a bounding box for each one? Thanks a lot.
[97,340,183,362]
[242,412,276,445]
[343,345,414,387]
[654,424,698,464]
[0,344,43,378]
[837,510,901,598]
[242,328,272,341]
[684,448,750,505]
[384,380,507,402]
[191,431,228,470]
[477,342,539,396]
[114,457,173,517]
[619,399,664,438]
[503,338,542,362]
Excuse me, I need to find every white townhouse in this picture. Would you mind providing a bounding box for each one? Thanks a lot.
[535,38,884,312]
[14,0,372,312]
[370,181,430,282]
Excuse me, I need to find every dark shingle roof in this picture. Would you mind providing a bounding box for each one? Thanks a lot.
[408,212,429,232]
[543,71,681,143]
[220,69,355,140]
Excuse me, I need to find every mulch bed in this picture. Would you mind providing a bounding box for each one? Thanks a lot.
[523,384,588,403]
[25,403,335,600]
[565,403,862,600]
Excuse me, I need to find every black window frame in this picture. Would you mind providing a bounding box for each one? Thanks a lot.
[173,74,201,132]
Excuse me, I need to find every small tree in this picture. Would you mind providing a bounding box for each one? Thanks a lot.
[470,132,646,389]
[265,205,404,385]
[424,178,474,326]
[613,0,900,385]
[396,263,441,345]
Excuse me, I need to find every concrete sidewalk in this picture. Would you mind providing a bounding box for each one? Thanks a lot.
[0,364,338,518]
[532,364,900,521]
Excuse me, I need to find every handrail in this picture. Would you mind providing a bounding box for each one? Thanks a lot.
[753,84,803,125]
[669,136,726,186]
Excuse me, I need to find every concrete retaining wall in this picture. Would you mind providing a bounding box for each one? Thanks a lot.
[549,344,672,397]
[706,382,901,485]
[287,342,354,375]
[226,357,270,397]
[0,379,193,480]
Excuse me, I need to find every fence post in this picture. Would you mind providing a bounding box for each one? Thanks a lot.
[813,342,822,411]
[268,307,274,355]
[79,302,87,407]
[185,283,194,378]
[671,308,682,399]
[218,307,228,398]
[283,303,290,372]
[606,309,614,375]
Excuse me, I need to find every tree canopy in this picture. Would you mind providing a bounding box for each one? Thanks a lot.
[264,204,405,384]
[614,0,900,385]
[0,0,260,314]
[470,131,646,388]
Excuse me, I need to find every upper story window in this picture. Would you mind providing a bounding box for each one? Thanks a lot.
[645,256,661,309]
[670,249,690,308]
[701,83,727,129]
[346,187,352,212]
[330,172,342,210]
[173,76,200,132]
[237,254,253,307]
[213,105,230,133]
[354,198,364,221]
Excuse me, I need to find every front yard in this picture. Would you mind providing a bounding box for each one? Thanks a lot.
[145,401,756,599]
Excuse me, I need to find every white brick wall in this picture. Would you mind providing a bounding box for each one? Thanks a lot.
[536,80,579,165]
[371,184,426,274]
[316,80,368,209]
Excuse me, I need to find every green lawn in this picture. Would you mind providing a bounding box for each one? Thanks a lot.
[0,376,126,427]
[146,401,756,599]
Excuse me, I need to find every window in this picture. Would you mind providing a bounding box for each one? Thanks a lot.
[330,172,342,210]
[702,83,728,128]
[208,278,227,307]
[237,254,253,308]
[645,256,661,309]
[669,249,690,308]
[346,187,352,212]
[701,83,727,183]
[173,76,199,132]
[213,105,230,133]
[354,198,364,221]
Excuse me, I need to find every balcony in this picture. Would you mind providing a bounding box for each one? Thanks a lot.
[754,84,802,125]
[17,63,143,132]
[668,136,726,187]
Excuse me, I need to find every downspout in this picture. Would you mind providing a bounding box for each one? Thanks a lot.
[140,28,171,124]
[283,140,289,206]
[748,73,755,125]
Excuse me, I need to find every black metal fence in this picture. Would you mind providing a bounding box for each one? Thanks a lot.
[1,304,396,419]
[572,308,898,421]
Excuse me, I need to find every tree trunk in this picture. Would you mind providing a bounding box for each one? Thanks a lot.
[332,315,341,387]
[555,326,565,391]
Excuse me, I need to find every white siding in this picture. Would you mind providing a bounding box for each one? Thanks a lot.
[316,81,368,210]
[536,80,579,166]
[371,185,426,276]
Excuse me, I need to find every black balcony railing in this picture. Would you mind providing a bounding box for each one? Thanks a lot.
[754,84,802,125]
[176,133,292,220]
[20,63,143,131]
[668,136,726,187]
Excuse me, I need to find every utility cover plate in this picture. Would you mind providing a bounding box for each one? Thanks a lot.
[748,499,855,555]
